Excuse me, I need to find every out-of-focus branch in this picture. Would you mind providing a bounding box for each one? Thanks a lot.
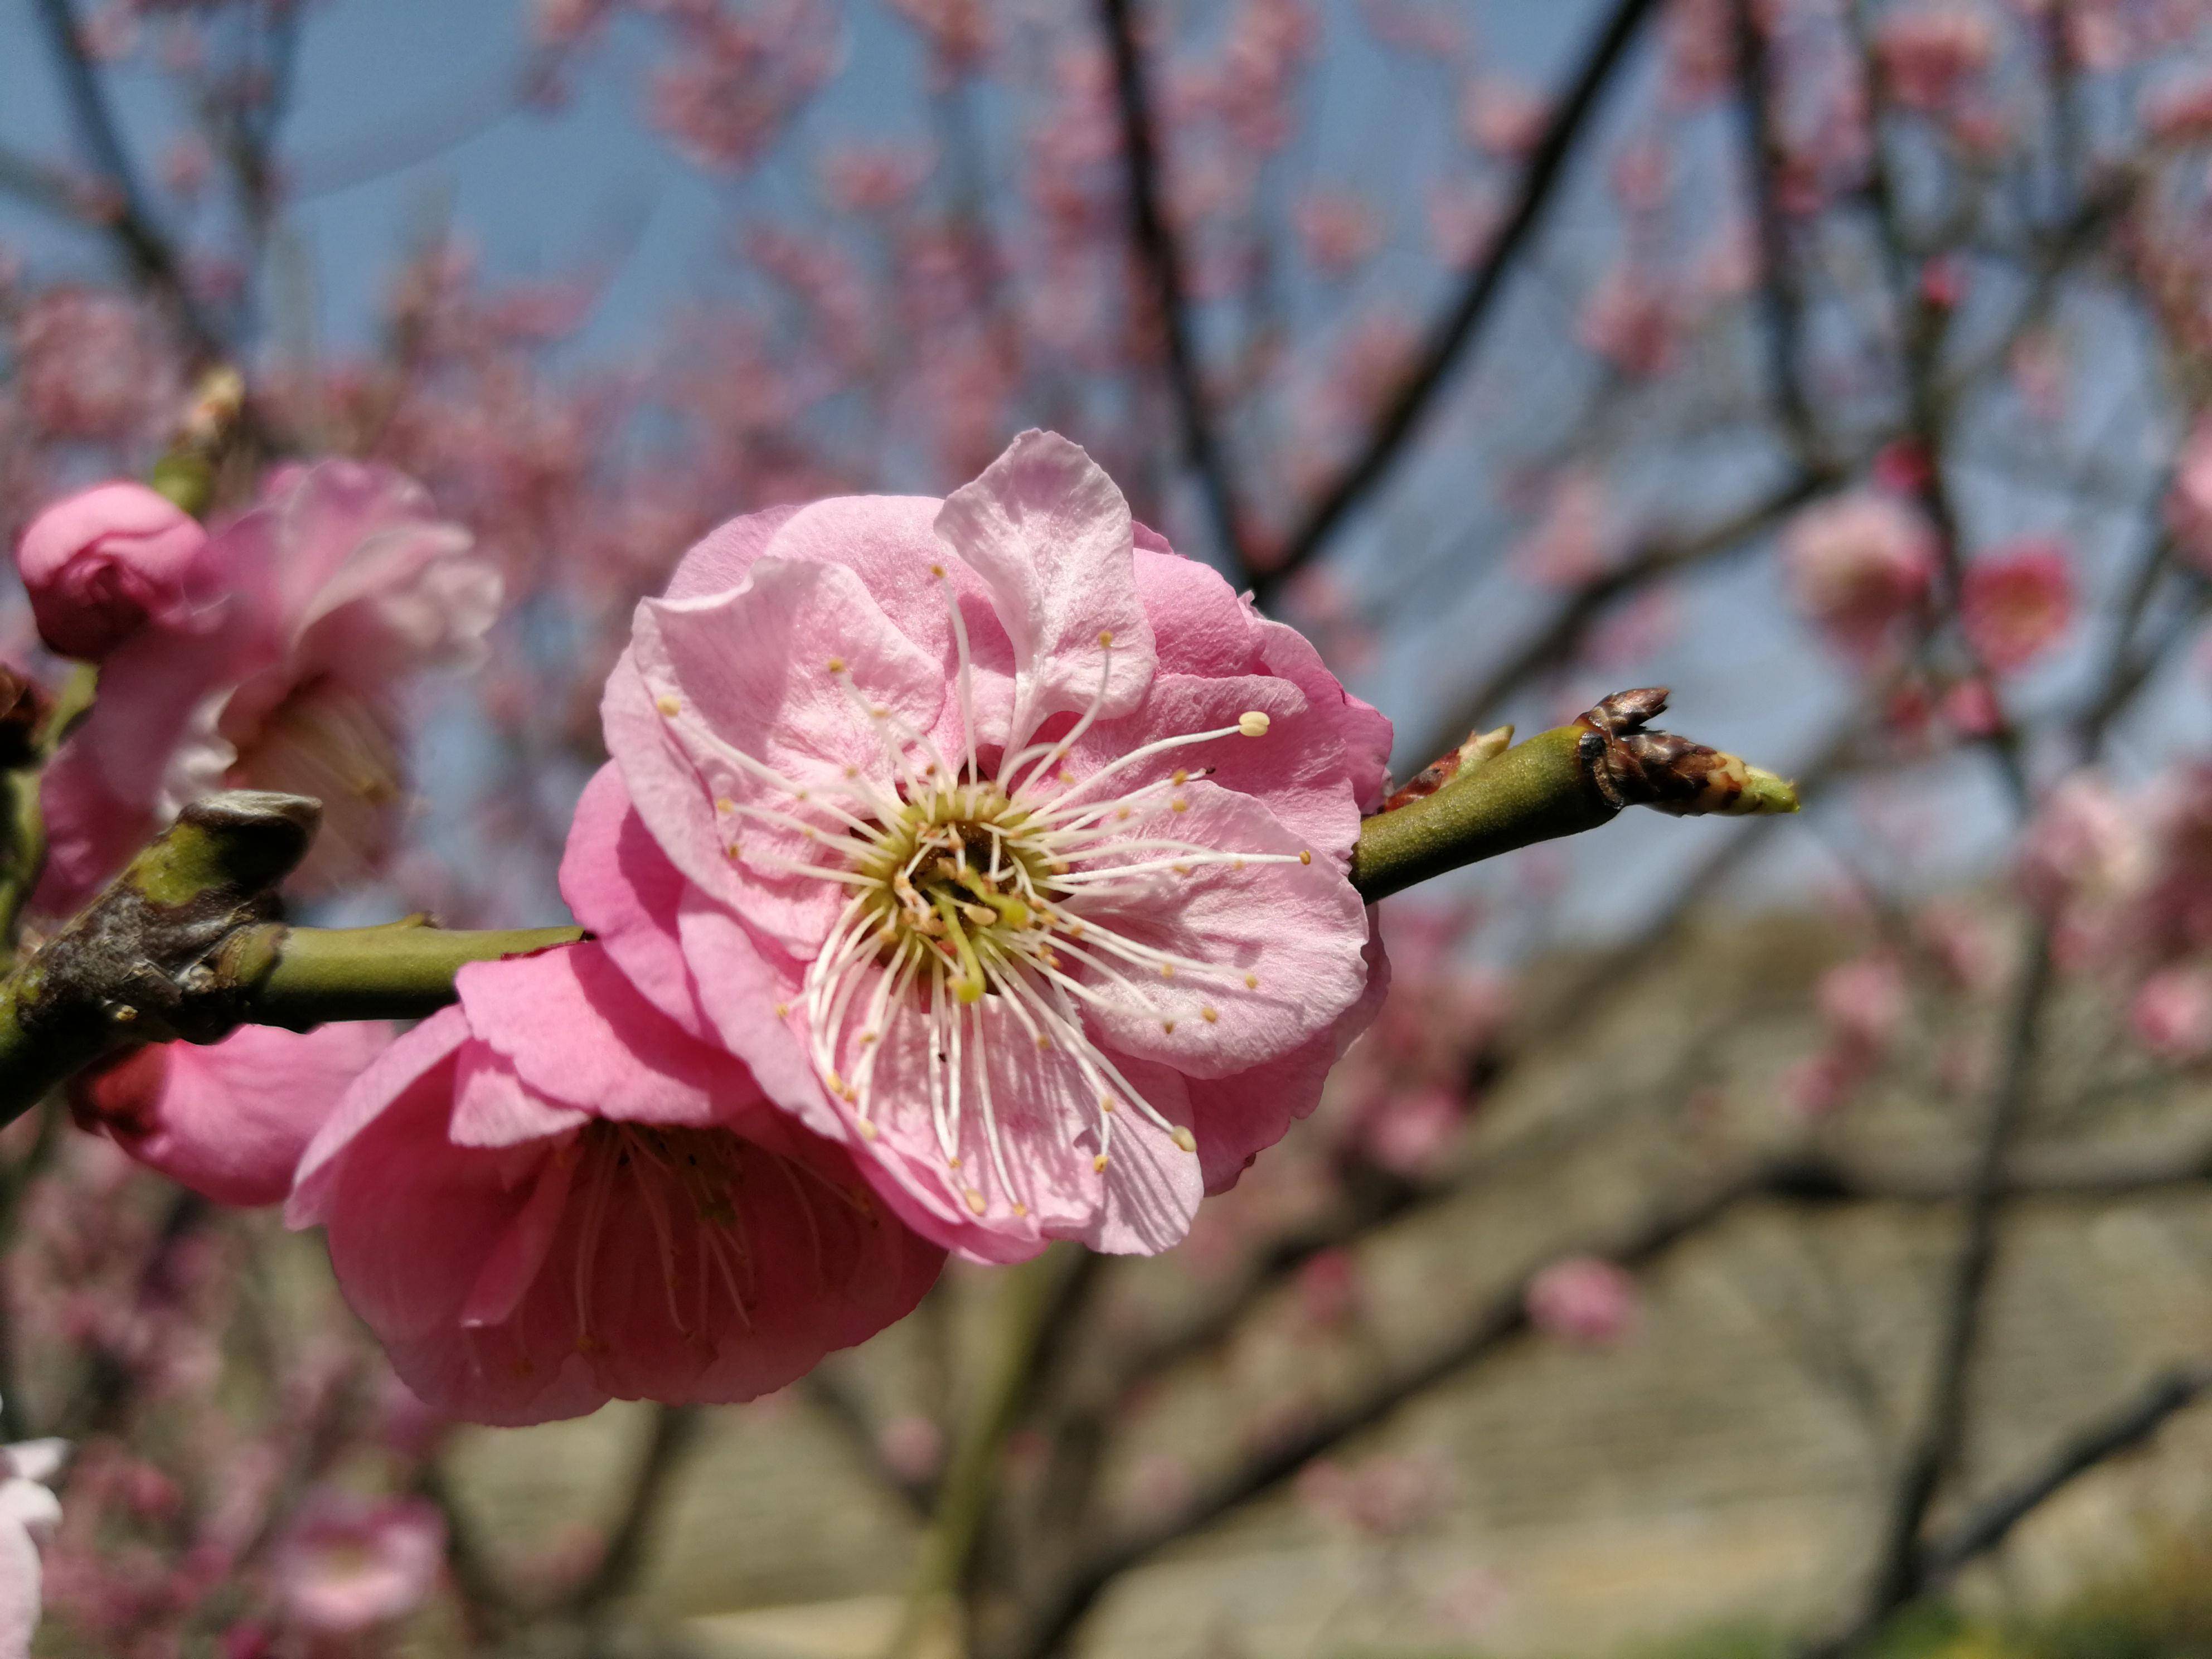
[1412,470,1840,760]
[1802,1360,2212,1658]
[1860,920,2057,1621]
[1094,0,1250,578]
[890,1251,1095,1659]
[564,1404,704,1620]
[31,0,226,361]
[803,1368,937,1518]
[1731,0,1818,458]
[1257,0,1666,601]
[990,1165,1768,1659]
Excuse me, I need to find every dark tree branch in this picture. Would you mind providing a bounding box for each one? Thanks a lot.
[1731,0,1819,457]
[1255,0,1666,603]
[1862,921,2057,1619]
[1802,1360,2212,1657]
[1412,468,1838,760]
[564,1404,704,1618]
[31,0,227,361]
[1095,0,1250,578]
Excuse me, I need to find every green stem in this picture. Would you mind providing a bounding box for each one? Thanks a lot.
[1352,725,1611,901]
[0,691,1794,1115]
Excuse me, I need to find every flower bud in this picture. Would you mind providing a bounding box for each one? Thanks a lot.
[14,482,210,660]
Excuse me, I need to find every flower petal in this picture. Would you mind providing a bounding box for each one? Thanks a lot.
[935,430,1154,751]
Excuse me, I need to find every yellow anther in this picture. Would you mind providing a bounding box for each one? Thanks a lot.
[1298,850,1312,865]
[1093,1153,1110,1173]
[1161,1018,1177,1034]
[1171,798,1189,813]
[715,796,735,813]
[1243,972,1259,989]
[826,656,846,673]
[1201,1006,1219,1023]
[1171,1126,1197,1153]
[930,562,947,577]
[656,695,681,717]
[1035,1035,1052,1052]
[1098,629,1114,647]
[1100,1097,1117,1114]
[773,1002,790,1018]
[858,1120,879,1141]
[824,1071,843,1094]
[1158,964,1175,979]
[963,1188,987,1216]
[1238,710,1270,738]
[1172,768,1189,784]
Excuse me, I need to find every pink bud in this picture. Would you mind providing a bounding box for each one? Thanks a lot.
[14,482,208,659]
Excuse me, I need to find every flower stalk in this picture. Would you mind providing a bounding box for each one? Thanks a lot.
[0,688,1792,1119]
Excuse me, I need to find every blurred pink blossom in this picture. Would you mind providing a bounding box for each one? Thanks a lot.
[2141,67,2212,142]
[1525,1255,1637,1345]
[36,461,500,913]
[12,289,178,442]
[1294,192,1382,275]
[69,1024,392,1208]
[877,1415,944,1483]
[1579,265,1678,378]
[13,482,210,661]
[2129,967,2212,1061]
[1783,491,1938,661]
[1297,1451,1450,1536]
[1817,956,1908,1051]
[1961,537,2074,673]
[1459,76,1548,156]
[1874,7,1995,111]
[271,1495,442,1636]
[2166,419,2212,570]
[2018,774,2151,917]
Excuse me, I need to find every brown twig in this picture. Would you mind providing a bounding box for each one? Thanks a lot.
[1255,0,1666,603]
[564,1403,704,1619]
[1802,1360,2212,1657]
[1095,0,1250,578]
[31,0,227,362]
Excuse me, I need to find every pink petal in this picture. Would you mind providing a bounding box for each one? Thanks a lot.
[935,430,1156,751]
[559,764,715,1042]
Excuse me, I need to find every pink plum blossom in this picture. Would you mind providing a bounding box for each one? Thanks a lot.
[14,483,211,661]
[574,429,1390,1263]
[271,1494,442,1636]
[2167,419,2212,571]
[70,1023,393,1207]
[1873,7,1995,112]
[0,1424,64,1659]
[288,942,944,1424]
[2129,967,2212,1062]
[1525,1255,1637,1345]
[1961,537,2074,673]
[1817,955,1908,1051]
[1784,492,1938,661]
[35,461,500,914]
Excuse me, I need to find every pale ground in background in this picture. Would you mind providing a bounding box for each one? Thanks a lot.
[442,910,2212,1658]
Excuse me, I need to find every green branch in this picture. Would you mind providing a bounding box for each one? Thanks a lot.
[0,690,1791,1120]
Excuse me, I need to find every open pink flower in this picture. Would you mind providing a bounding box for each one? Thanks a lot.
[288,942,943,1424]
[574,429,1390,1262]
[36,462,500,914]
[13,482,211,661]
[70,1023,392,1207]
[1961,537,2073,674]
[1784,492,1938,662]
[272,1493,443,1636]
